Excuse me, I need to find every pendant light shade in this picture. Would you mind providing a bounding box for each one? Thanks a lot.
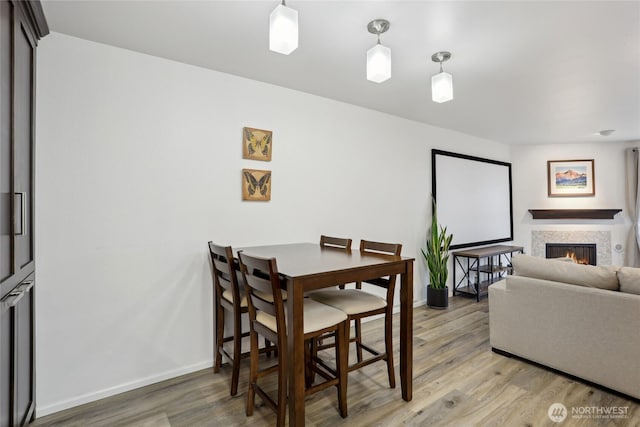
[431,71,453,103]
[269,2,298,55]
[367,44,391,83]
[366,19,391,83]
[431,51,453,103]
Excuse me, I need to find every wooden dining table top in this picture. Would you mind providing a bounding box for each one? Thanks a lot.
[237,242,414,279]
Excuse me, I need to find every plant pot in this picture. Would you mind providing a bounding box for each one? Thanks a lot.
[427,285,448,309]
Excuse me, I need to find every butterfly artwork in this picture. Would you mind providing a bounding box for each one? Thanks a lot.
[242,169,272,201]
[242,127,272,161]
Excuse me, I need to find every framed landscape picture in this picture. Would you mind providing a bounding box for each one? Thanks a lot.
[242,127,272,161]
[242,169,271,201]
[547,159,595,197]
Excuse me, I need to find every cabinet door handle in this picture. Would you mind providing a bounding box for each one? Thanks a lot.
[19,280,34,293]
[14,192,27,236]
[0,281,33,308]
[2,288,24,308]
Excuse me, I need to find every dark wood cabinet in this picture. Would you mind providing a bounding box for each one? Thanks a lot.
[1,275,34,427]
[0,1,47,426]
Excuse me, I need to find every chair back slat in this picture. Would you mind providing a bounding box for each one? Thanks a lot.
[212,258,236,292]
[208,241,242,303]
[320,235,352,250]
[243,272,274,295]
[238,251,286,331]
[360,240,402,256]
[249,293,278,317]
[243,274,278,316]
[212,256,233,272]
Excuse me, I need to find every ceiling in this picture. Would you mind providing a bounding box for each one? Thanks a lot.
[41,0,640,145]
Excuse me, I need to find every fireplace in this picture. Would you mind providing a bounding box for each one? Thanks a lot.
[532,231,610,265]
[545,243,597,265]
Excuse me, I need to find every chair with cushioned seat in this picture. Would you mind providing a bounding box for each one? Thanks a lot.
[238,251,349,427]
[313,235,352,348]
[309,239,402,389]
[208,241,273,396]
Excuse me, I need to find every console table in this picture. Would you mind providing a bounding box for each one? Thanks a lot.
[452,245,524,301]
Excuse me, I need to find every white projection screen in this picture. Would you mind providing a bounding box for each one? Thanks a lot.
[432,150,513,249]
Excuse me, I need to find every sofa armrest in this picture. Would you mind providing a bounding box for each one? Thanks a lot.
[489,275,640,399]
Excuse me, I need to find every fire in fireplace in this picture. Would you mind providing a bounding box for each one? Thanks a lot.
[545,243,597,265]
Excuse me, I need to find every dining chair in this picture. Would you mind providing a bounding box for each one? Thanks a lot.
[208,241,273,396]
[237,251,349,426]
[309,239,402,389]
[313,235,352,347]
[320,234,353,250]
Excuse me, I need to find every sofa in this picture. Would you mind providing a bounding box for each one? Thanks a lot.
[489,254,640,399]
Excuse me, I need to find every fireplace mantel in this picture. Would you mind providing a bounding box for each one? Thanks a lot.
[528,209,622,220]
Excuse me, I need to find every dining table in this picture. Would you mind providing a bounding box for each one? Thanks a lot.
[236,242,414,426]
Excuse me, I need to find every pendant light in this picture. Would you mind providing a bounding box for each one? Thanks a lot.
[431,51,453,103]
[269,0,298,55]
[366,19,391,83]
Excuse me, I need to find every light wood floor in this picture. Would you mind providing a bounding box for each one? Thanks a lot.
[33,297,639,426]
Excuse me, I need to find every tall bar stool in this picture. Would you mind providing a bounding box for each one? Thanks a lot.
[309,239,402,388]
[238,251,349,426]
[313,235,352,348]
[208,242,273,396]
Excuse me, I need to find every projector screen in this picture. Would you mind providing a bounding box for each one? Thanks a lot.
[432,150,513,249]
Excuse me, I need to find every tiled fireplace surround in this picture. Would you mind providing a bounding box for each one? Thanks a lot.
[531,231,612,266]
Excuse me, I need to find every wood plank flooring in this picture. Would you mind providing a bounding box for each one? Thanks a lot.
[32,297,639,426]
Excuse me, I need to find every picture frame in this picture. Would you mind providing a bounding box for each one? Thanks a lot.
[547,159,595,197]
[242,169,271,201]
[242,127,272,161]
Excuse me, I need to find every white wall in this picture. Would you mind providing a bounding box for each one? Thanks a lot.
[511,141,636,266]
[35,32,510,415]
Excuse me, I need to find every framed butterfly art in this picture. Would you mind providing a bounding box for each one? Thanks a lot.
[242,169,271,201]
[242,127,272,161]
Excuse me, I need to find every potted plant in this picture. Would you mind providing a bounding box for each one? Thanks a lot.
[422,199,453,309]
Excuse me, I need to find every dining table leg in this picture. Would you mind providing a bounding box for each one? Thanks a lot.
[287,278,305,426]
[400,260,413,401]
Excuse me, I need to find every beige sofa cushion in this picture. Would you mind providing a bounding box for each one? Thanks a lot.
[512,254,619,291]
[617,267,640,295]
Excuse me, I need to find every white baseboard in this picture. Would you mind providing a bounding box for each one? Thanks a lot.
[35,359,212,418]
[413,298,427,307]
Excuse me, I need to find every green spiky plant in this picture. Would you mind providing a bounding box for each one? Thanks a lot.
[421,198,453,289]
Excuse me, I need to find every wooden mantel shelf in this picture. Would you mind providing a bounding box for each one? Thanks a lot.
[528,209,622,220]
